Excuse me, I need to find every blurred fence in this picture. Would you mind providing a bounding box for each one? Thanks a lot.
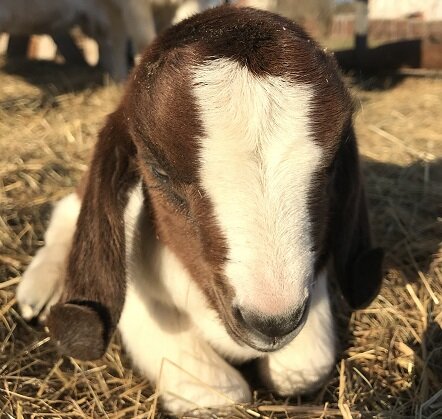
[332,14,442,42]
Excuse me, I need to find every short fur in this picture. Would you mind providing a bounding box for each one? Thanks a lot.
[17,5,383,414]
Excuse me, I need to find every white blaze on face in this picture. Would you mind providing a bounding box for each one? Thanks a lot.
[193,59,322,316]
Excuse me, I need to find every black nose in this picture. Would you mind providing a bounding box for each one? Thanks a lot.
[233,303,309,339]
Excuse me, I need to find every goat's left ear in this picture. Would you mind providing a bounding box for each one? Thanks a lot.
[330,123,383,309]
[46,108,139,360]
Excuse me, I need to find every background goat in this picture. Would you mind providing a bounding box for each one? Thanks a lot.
[0,0,221,80]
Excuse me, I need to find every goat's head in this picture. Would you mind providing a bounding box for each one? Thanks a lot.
[47,6,383,359]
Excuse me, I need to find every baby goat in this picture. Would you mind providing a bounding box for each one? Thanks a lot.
[17,6,383,414]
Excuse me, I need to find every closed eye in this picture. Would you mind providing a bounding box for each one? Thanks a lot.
[149,164,188,209]
[150,165,170,183]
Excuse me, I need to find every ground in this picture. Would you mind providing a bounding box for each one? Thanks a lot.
[0,59,441,418]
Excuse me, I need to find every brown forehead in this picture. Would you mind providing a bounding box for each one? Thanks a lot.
[124,5,352,181]
[127,48,203,184]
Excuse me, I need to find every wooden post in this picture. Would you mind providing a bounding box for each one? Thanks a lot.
[355,0,368,66]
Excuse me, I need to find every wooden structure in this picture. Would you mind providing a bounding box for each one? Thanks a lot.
[334,0,442,71]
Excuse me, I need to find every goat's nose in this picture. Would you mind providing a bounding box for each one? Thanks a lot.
[234,302,309,338]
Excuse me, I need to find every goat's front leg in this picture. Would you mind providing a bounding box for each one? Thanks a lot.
[121,0,157,54]
[16,193,80,321]
[97,9,128,82]
[119,284,252,414]
[260,272,337,395]
[172,0,202,24]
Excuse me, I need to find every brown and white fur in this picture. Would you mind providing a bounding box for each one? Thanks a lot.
[16,6,383,414]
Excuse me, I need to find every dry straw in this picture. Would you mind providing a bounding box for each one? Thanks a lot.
[1,60,441,418]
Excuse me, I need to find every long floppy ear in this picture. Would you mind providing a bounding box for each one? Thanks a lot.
[47,108,139,360]
[330,123,383,309]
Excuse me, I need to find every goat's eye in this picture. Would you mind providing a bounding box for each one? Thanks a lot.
[151,165,170,183]
[149,164,188,209]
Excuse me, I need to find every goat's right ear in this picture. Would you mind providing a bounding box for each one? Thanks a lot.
[329,123,384,310]
[47,109,139,360]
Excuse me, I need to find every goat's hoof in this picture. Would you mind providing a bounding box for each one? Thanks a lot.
[47,302,109,361]
[16,246,64,322]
